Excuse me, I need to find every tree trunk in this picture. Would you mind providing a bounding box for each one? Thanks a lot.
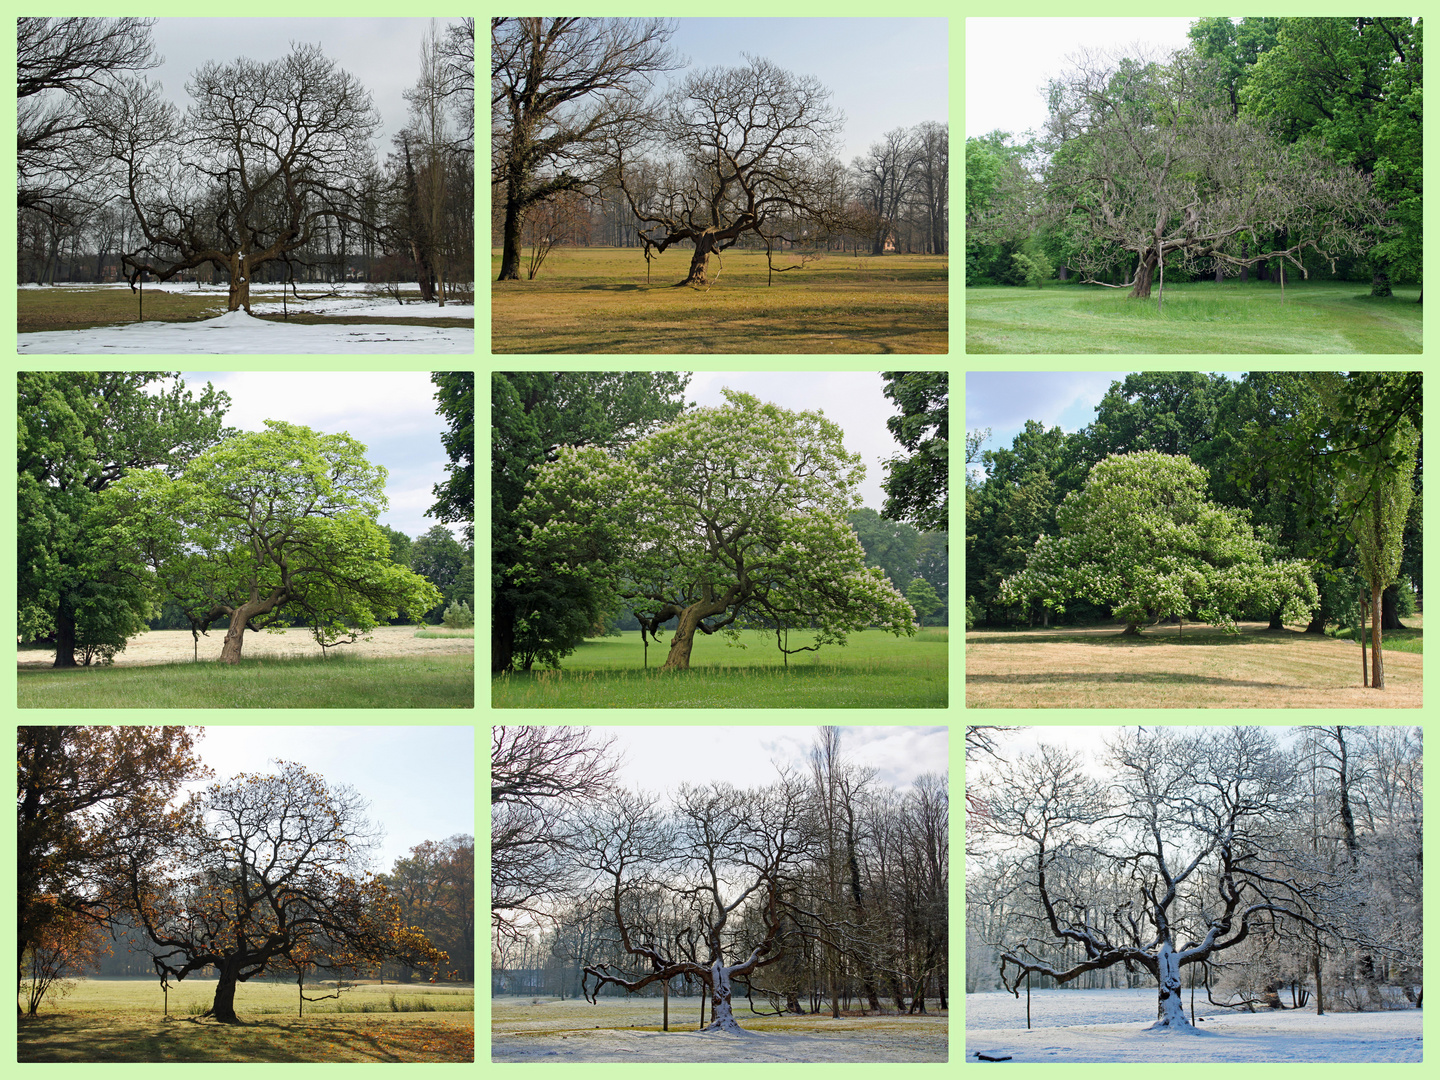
[208,959,243,1023]
[1129,249,1157,299]
[498,147,527,281]
[702,964,744,1032]
[1304,611,1326,634]
[1267,607,1285,630]
[1370,585,1385,689]
[52,606,79,668]
[218,589,285,664]
[492,595,516,673]
[1121,621,1143,635]
[1151,944,1193,1030]
[679,235,718,287]
[662,609,703,670]
[227,256,252,313]
[1381,583,1405,630]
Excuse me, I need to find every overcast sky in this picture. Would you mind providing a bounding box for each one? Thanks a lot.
[687,371,931,513]
[662,18,949,165]
[147,18,468,152]
[172,371,465,543]
[965,370,1246,481]
[966,17,1198,143]
[593,725,950,798]
[181,725,473,873]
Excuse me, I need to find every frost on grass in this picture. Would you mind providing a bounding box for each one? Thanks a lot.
[965,988,1421,1063]
[492,997,947,1063]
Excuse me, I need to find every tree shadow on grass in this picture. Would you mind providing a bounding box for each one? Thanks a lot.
[966,628,1317,647]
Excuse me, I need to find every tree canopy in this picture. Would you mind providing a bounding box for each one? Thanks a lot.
[98,421,442,663]
[880,371,949,532]
[1001,450,1318,634]
[429,372,474,544]
[18,371,232,666]
[520,389,916,670]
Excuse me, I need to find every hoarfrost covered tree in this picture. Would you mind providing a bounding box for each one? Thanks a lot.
[971,727,1330,1031]
[578,772,815,1032]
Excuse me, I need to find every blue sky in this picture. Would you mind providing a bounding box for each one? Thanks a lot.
[664,18,949,165]
[175,371,466,544]
[966,371,1245,479]
[180,726,473,874]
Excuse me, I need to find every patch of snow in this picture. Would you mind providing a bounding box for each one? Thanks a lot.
[965,988,1421,1062]
[18,310,473,354]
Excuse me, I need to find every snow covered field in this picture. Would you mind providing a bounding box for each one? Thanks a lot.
[491,997,948,1063]
[966,988,1422,1062]
[18,309,473,354]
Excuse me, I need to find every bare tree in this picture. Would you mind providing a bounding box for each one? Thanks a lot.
[973,728,1329,1030]
[1041,48,1389,301]
[98,43,379,312]
[613,56,847,287]
[912,121,949,256]
[579,774,816,1032]
[852,127,918,255]
[492,17,679,281]
[17,17,158,223]
[490,726,619,939]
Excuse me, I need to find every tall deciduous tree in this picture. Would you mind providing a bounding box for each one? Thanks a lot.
[880,371,949,533]
[613,56,846,287]
[1041,48,1388,300]
[18,372,232,667]
[520,389,916,671]
[491,371,691,672]
[429,372,474,543]
[1340,416,1419,690]
[100,43,380,312]
[491,17,679,281]
[17,726,210,1001]
[121,762,447,1023]
[1001,451,1318,634]
[386,835,475,982]
[97,421,442,663]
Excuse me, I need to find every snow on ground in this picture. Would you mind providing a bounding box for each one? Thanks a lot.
[966,988,1422,1062]
[491,997,948,1063]
[21,280,472,321]
[18,309,473,354]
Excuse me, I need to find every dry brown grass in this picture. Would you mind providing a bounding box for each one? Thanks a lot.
[965,621,1422,709]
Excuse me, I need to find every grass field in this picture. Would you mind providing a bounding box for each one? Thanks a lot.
[965,280,1422,353]
[18,977,473,1062]
[965,618,1422,708]
[493,996,947,1062]
[17,286,473,333]
[492,246,948,353]
[493,628,948,708]
[19,651,474,709]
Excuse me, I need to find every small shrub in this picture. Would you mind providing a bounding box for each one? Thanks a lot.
[441,600,474,629]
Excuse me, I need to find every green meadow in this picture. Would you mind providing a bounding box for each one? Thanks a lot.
[491,627,949,709]
[965,280,1421,353]
[491,246,948,353]
[18,651,474,709]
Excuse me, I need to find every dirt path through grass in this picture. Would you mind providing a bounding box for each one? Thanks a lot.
[965,623,1421,708]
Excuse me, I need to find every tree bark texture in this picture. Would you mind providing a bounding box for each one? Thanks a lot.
[52,607,78,668]
[208,958,243,1023]
[1370,585,1385,689]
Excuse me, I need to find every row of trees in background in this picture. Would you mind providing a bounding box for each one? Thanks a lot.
[492,727,947,1028]
[966,371,1421,686]
[491,18,946,284]
[18,17,474,308]
[967,18,1421,298]
[18,728,469,1021]
[966,725,1422,1027]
